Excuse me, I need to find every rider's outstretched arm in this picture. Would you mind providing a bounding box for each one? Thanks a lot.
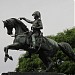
[19,17,33,24]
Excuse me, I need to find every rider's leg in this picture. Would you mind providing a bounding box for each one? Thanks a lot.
[32,34,36,49]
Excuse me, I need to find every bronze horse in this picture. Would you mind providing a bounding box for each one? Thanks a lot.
[3,18,75,72]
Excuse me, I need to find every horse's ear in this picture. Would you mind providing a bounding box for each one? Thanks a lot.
[2,20,4,23]
[2,20,6,28]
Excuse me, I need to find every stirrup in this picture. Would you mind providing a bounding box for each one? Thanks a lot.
[30,44,35,49]
[29,44,35,49]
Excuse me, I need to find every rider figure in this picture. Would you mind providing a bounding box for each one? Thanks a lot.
[19,11,43,49]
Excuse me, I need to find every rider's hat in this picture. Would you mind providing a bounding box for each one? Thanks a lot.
[32,11,41,18]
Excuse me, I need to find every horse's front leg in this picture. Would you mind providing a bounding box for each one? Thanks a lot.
[4,43,21,62]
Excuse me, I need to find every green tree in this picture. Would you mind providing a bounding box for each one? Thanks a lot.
[16,53,45,72]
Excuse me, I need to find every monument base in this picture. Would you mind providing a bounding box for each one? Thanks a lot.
[1,72,64,75]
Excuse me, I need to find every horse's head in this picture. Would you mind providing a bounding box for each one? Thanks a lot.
[3,19,14,35]
[3,18,29,35]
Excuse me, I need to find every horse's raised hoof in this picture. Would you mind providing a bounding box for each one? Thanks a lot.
[9,56,13,61]
[4,57,8,62]
[5,54,9,57]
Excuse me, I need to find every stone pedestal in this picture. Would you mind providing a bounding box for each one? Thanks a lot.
[1,72,64,75]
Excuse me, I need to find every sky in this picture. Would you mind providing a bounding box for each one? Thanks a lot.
[0,0,74,74]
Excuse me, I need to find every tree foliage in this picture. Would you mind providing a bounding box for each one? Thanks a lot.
[15,27,75,73]
[48,27,75,48]
[16,53,45,72]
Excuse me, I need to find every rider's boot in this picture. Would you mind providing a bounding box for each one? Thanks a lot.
[31,45,35,49]
[29,41,36,49]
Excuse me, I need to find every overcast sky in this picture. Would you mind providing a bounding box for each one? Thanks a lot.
[0,0,74,74]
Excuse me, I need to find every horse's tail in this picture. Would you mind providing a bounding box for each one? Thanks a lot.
[58,42,75,61]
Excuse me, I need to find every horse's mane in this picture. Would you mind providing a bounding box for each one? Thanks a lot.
[7,18,29,32]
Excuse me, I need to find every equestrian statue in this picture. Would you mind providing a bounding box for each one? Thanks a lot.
[2,11,75,72]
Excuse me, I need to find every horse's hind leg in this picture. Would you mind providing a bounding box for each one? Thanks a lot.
[39,51,53,72]
[43,56,54,72]
[4,43,21,62]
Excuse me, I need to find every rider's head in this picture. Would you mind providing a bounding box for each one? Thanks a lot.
[32,11,41,19]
